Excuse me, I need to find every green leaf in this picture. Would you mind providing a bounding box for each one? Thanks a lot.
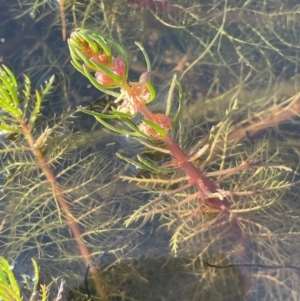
[29,258,40,301]
[172,78,183,124]
[22,74,31,113]
[0,96,22,118]
[0,257,21,300]
[2,65,18,88]
[135,42,152,72]
[79,107,122,119]
[1,65,19,107]
[116,152,145,170]
[111,107,136,118]
[142,119,167,137]
[0,123,21,133]
[38,74,55,97]
[0,66,22,118]
[137,155,172,173]
[79,107,152,139]
[145,81,156,103]
[0,283,20,301]
[69,56,85,74]
[29,74,54,127]
[0,83,14,105]
[117,152,171,173]
[83,56,124,85]
[39,284,48,301]
[94,116,142,137]
[81,65,121,97]
[29,89,42,127]
[86,29,112,57]
[80,108,141,137]
[122,118,153,139]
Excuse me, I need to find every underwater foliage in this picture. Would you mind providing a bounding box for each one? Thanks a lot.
[0,255,68,301]
[0,64,141,299]
[68,27,300,300]
[1,0,300,300]
[0,256,48,301]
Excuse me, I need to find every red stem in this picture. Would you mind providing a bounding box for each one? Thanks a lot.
[138,104,230,211]
[21,122,109,300]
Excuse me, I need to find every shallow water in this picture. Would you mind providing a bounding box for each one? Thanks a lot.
[1,1,300,300]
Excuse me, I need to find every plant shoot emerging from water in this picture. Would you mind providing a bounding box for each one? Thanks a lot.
[68,28,239,219]
[68,35,293,297]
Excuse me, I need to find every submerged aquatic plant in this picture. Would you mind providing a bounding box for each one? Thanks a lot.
[69,28,287,220]
[1,0,300,299]
[68,29,298,294]
[0,256,48,301]
[68,28,238,218]
[2,0,300,299]
[0,255,67,301]
[0,65,111,300]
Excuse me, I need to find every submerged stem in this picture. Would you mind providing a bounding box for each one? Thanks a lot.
[21,123,109,300]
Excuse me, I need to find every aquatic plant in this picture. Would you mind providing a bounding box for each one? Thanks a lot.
[0,256,48,301]
[68,28,231,228]
[0,65,115,299]
[68,28,297,299]
[0,255,67,301]
[3,0,300,300]
[0,59,156,300]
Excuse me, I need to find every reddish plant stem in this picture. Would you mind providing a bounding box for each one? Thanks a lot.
[59,0,67,41]
[21,122,108,300]
[136,100,230,211]
[121,77,251,293]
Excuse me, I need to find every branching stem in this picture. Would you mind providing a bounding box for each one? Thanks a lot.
[21,122,109,301]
